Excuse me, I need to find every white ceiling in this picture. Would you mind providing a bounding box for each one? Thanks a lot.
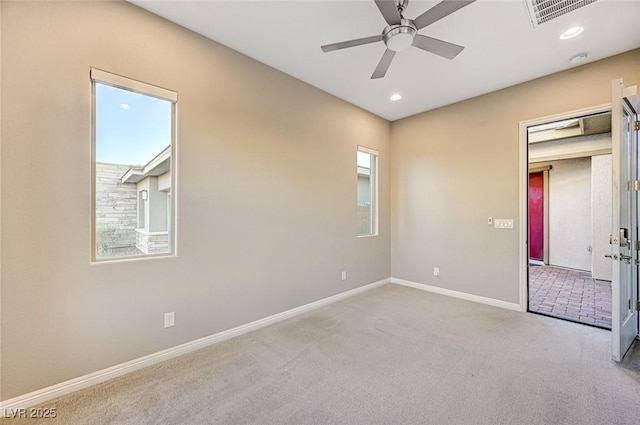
[131,0,640,121]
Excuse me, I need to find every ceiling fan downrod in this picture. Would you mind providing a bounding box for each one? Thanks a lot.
[396,0,409,17]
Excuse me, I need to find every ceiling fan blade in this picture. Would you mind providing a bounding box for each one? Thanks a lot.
[321,35,383,52]
[412,34,464,60]
[371,48,396,79]
[414,0,476,30]
[374,0,401,26]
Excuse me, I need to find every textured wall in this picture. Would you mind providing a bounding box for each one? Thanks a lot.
[0,1,390,399]
[548,157,592,271]
[592,154,613,281]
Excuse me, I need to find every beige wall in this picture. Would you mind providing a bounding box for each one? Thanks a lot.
[391,49,640,303]
[0,1,390,400]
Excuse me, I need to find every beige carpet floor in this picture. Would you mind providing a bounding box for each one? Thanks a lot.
[3,284,639,425]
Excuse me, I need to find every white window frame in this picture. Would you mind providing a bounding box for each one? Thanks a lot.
[90,68,178,263]
[357,146,379,237]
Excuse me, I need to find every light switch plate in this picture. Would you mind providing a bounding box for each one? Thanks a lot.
[494,219,514,229]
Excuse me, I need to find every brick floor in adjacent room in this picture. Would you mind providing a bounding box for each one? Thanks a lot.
[529,265,612,329]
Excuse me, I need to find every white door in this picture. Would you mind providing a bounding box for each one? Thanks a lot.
[611,78,640,362]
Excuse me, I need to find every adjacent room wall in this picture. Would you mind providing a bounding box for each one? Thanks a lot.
[529,132,612,272]
[391,49,640,303]
[547,157,592,271]
[592,154,613,281]
[0,1,390,399]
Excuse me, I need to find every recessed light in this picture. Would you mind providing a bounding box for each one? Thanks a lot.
[390,93,402,101]
[119,103,130,110]
[560,26,584,40]
[569,52,588,65]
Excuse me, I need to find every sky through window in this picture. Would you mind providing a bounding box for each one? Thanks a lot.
[95,83,171,166]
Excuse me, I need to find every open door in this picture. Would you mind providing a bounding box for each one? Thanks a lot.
[611,78,640,361]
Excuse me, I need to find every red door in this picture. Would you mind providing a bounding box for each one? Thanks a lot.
[529,172,544,261]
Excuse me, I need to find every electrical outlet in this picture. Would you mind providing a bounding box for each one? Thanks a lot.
[341,271,347,281]
[433,267,440,276]
[164,312,175,328]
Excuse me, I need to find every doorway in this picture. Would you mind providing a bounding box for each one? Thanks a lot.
[525,110,613,329]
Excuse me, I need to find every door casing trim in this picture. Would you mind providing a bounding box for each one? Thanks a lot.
[518,103,612,312]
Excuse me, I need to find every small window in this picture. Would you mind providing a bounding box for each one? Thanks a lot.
[91,69,177,261]
[357,147,378,236]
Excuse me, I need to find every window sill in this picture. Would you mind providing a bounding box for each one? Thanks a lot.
[135,229,169,236]
[91,252,175,265]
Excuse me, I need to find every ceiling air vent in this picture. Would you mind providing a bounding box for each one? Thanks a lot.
[524,0,598,27]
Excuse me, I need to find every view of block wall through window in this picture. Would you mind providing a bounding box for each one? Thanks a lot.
[357,147,378,236]
[91,69,176,261]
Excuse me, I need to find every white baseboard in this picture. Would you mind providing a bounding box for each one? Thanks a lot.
[391,277,521,312]
[0,278,389,411]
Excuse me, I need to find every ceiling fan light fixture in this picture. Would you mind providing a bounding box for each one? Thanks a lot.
[387,32,414,51]
[560,26,584,39]
[383,19,417,52]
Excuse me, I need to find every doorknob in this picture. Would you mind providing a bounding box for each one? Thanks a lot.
[620,254,632,263]
[620,228,629,247]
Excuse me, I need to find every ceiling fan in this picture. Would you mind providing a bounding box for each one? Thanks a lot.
[321,0,476,79]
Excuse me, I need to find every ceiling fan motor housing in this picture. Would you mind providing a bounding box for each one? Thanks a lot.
[383,19,417,52]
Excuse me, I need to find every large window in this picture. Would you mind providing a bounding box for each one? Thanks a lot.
[91,69,177,261]
[357,146,378,236]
